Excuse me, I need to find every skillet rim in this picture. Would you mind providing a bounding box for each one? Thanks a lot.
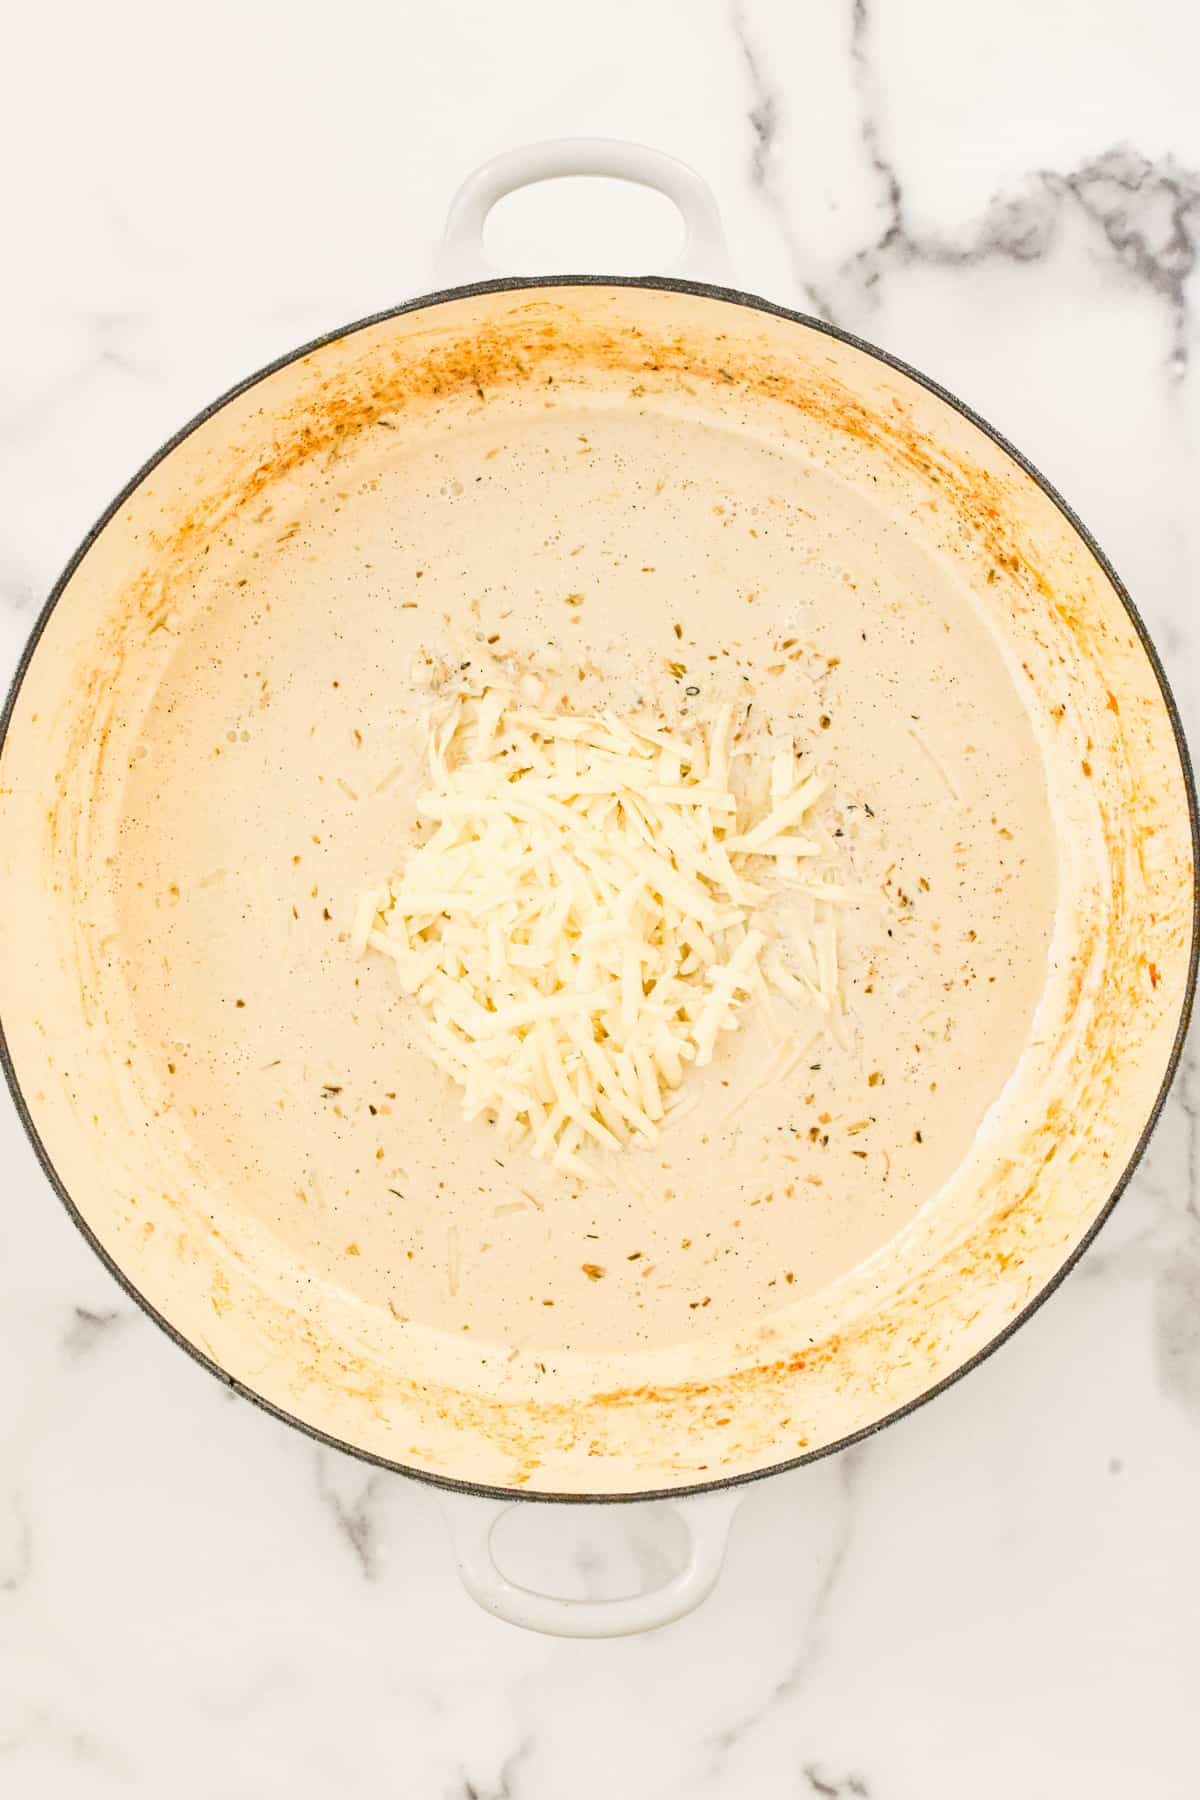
[1,272,1196,1504]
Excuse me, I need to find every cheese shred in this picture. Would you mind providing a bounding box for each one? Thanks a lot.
[358,685,860,1177]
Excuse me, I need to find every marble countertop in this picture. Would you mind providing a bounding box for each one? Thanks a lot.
[2,0,1198,1794]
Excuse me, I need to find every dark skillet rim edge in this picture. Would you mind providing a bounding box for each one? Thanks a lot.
[0,272,1195,1507]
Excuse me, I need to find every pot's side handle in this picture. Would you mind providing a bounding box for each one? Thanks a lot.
[438,1487,741,1638]
[435,138,733,288]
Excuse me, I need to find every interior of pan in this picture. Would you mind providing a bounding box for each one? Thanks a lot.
[0,280,1194,1497]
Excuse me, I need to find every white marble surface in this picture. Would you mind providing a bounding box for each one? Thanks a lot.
[2,0,1199,1793]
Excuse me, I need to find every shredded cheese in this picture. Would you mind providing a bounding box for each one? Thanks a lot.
[358,685,861,1176]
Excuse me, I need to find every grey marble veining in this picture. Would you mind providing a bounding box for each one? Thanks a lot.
[704,1449,863,1773]
[1,0,1198,1794]
[314,1451,384,1583]
[737,0,1200,380]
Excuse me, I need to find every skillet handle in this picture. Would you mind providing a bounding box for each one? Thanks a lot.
[438,1487,741,1638]
[435,137,733,287]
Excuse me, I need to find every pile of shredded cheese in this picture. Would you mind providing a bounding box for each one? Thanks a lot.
[354,684,859,1178]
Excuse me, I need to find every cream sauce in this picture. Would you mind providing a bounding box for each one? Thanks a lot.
[113,399,1058,1354]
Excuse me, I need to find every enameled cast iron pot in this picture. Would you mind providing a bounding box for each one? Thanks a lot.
[1,142,1196,1635]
